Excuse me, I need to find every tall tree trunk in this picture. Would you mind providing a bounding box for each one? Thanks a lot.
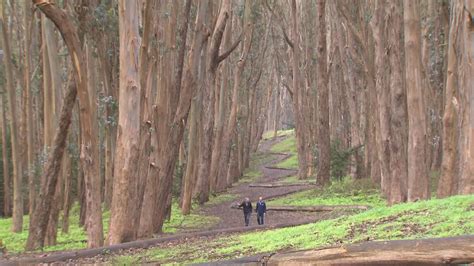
[437,13,458,197]
[0,2,24,233]
[138,0,194,237]
[465,1,474,195]
[181,94,201,214]
[135,0,156,221]
[41,17,55,152]
[209,14,233,194]
[24,0,35,216]
[404,0,429,201]
[28,1,104,249]
[217,0,253,190]
[0,99,11,217]
[372,0,391,197]
[196,0,233,204]
[387,0,408,204]
[108,0,142,244]
[273,82,281,138]
[290,0,308,180]
[316,0,330,186]
[61,150,72,234]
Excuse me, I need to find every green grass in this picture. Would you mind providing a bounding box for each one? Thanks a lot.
[163,203,220,233]
[112,254,141,266]
[0,204,108,253]
[269,132,298,169]
[236,151,273,184]
[262,129,295,140]
[205,193,238,206]
[274,154,298,169]
[280,175,299,183]
[238,169,261,184]
[269,177,385,208]
[248,151,275,170]
[270,133,296,154]
[0,202,218,253]
[115,195,474,264]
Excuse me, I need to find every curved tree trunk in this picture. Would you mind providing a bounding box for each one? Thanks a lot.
[25,82,77,250]
[27,0,103,249]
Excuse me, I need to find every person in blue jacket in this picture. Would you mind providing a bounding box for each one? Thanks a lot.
[255,196,266,225]
[238,197,252,226]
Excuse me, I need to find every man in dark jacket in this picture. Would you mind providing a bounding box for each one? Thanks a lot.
[239,197,252,226]
[255,196,266,225]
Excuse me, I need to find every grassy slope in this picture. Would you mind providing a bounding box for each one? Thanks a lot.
[115,195,474,265]
[269,177,385,207]
[270,133,298,169]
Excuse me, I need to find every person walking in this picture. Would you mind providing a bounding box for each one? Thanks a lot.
[239,197,252,226]
[256,196,266,225]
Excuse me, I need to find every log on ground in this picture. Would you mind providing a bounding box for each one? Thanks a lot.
[266,235,474,265]
[249,182,315,188]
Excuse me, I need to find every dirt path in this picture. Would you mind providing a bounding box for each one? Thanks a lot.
[199,136,320,230]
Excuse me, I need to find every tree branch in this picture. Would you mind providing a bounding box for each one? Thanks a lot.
[264,0,294,49]
[282,82,293,98]
[336,4,365,51]
[217,33,242,63]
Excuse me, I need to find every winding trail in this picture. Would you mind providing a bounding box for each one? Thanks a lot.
[200,136,320,229]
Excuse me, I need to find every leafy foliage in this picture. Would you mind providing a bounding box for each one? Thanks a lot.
[329,139,359,181]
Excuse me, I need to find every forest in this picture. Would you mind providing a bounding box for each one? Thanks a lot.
[0,0,473,264]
